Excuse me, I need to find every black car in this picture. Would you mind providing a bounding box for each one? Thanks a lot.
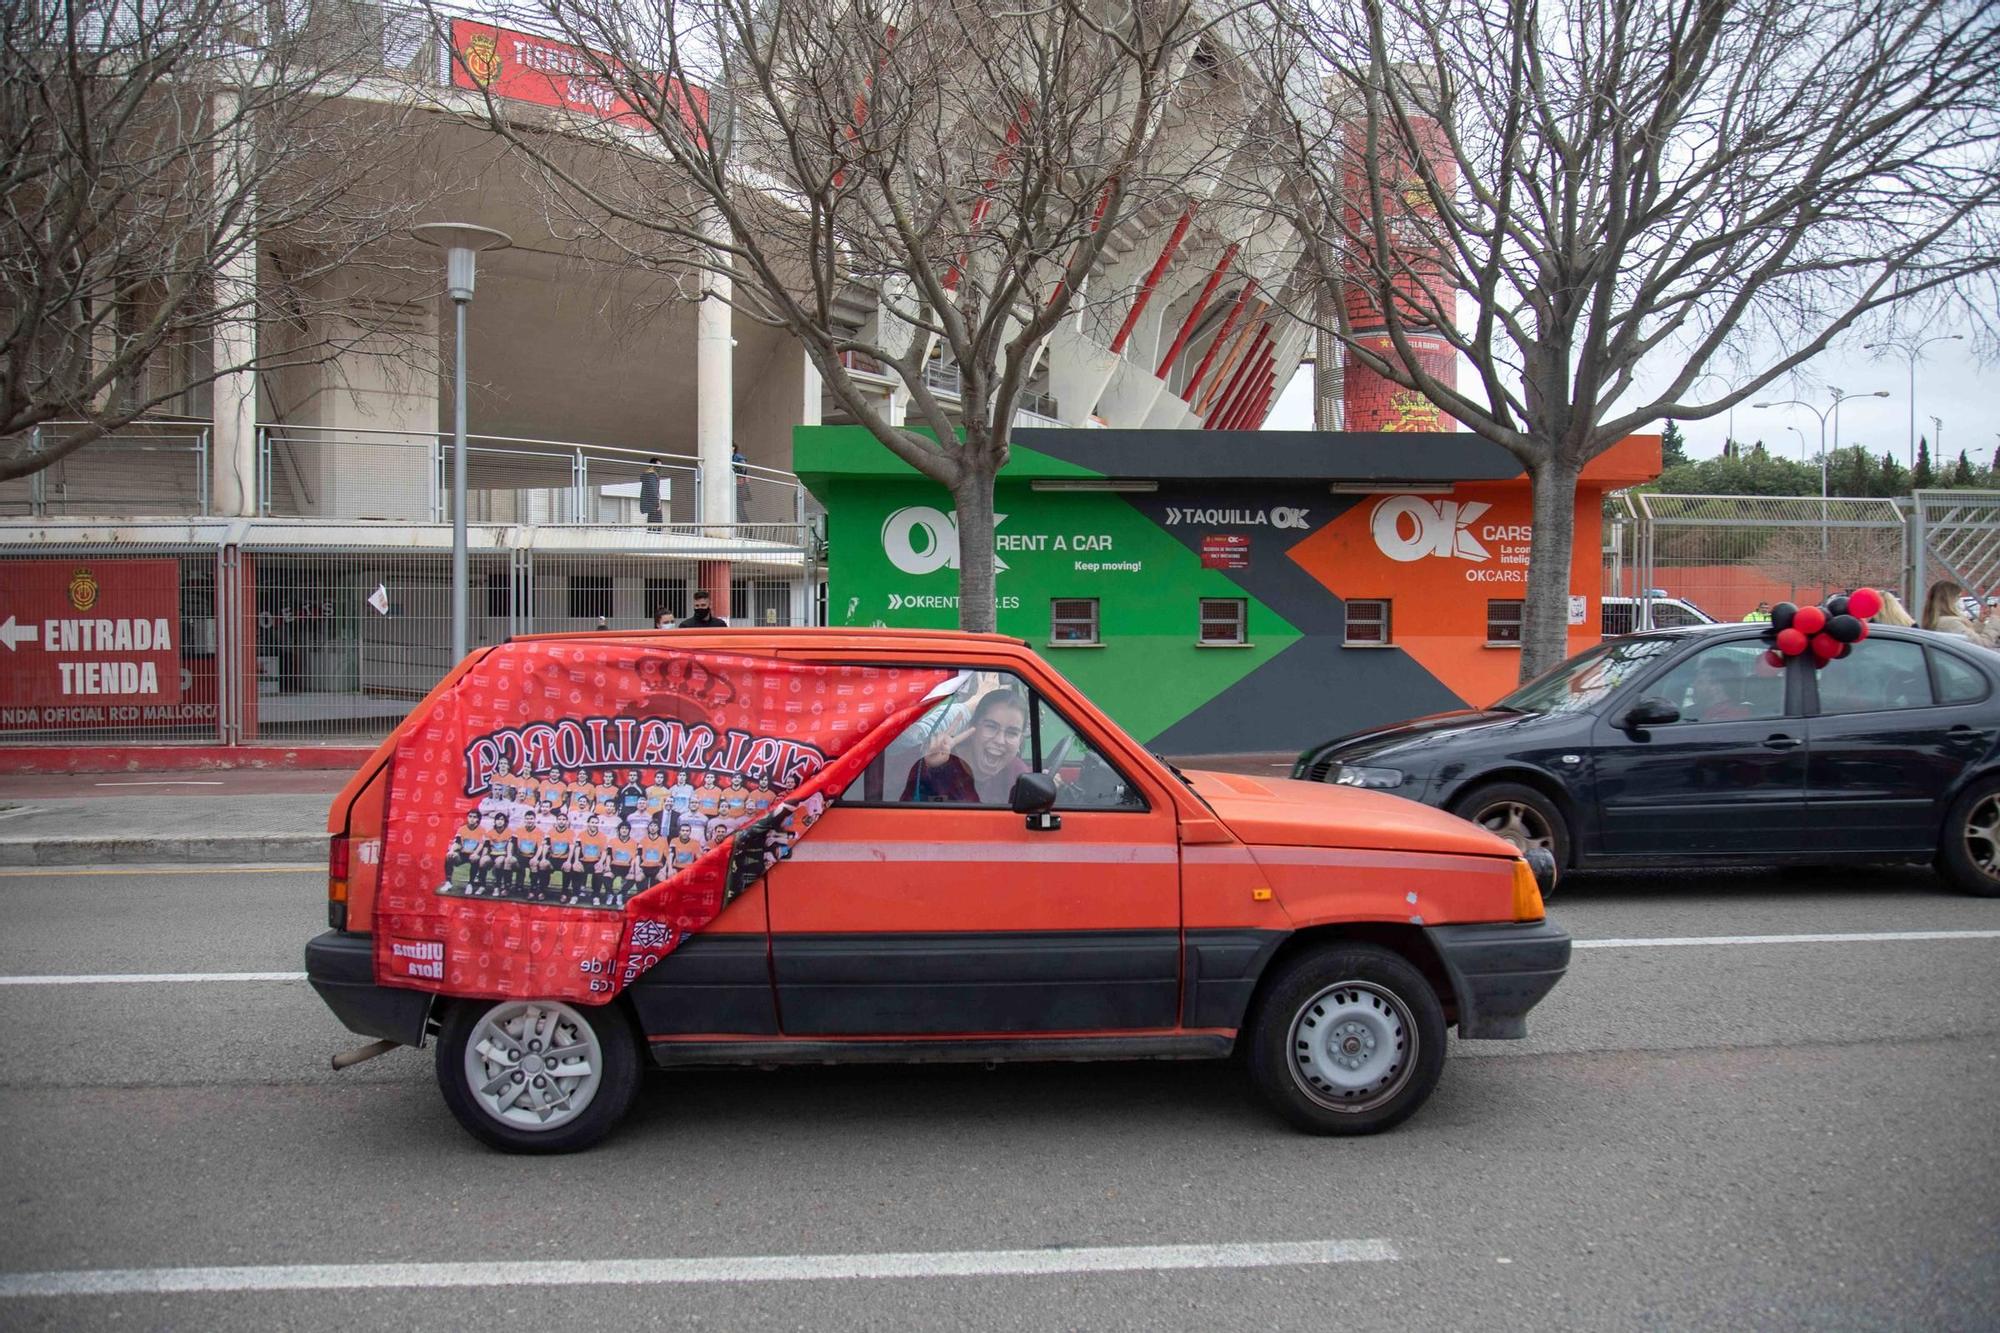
[1294,624,2000,896]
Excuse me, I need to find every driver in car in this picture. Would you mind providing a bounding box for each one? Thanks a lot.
[901,689,1031,804]
[1690,658,1753,722]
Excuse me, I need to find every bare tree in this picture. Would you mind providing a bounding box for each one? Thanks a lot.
[1,0,441,481]
[1261,0,2000,677]
[453,0,1263,631]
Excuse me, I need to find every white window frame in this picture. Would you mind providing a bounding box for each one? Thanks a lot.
[1197,597,1248,646]
[1050,597,1100,646]
[1344,598,1392,646]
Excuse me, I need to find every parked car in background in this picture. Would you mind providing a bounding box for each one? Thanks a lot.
[1294,623,2000,896]
[1601,594,1716,636]
[308,629,1568,1152]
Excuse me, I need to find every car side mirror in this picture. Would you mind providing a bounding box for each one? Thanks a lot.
[1621,697,1680,730]
[1010,772,1061,830]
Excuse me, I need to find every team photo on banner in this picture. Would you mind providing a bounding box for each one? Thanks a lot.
[372,641,956,1003]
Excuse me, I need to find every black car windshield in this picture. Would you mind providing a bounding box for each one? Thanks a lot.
[1497,636,1680,714]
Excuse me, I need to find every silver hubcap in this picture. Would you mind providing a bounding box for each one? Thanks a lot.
[463,1000,603,1132]
[1474,800,1554,854]
[1288,982,1415,1112]
[1965,795,2000,882]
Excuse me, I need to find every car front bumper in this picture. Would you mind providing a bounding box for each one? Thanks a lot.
[305,930,434,1048]
[1426,919,1570,1039]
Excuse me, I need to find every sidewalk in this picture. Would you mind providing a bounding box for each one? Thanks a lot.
[0,753,1300,867]
[0,773,338,866]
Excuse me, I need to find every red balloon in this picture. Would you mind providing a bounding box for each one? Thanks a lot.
[1794,606,1828,635]
[1763,649,1786,670]
[1776,627,1809,656]
[1854,619,1869,641]
[1848,587,1883,619]
[1811,632,1842,659]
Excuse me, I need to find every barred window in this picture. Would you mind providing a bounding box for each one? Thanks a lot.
[1198,598,1247,645]
[1487,599,1525,645]
[1345,599,1391,645]
[1051,598,1099,644]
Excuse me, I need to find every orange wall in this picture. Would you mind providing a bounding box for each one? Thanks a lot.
[1291,481,1610,707]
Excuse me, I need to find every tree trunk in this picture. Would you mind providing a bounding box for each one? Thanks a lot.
[951,472,999,634]
[1519,456,1582,682]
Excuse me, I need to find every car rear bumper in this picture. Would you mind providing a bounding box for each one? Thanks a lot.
[1426,919,1570,1039]
[305,930,433,1048]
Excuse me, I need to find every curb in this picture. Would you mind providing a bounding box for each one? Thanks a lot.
[0,746,378,776]
[0,834,326,867]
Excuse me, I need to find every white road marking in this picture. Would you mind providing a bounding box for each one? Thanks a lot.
[0,972,306,987]
[91,780,226,787]
[1572,929,2000,949]
[0,864,320,878]
[0,807,35,823]
[0,1238,1401,1297]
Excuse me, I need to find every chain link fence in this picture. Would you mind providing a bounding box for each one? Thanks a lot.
[1633,494,1910,624]
[0,523,818,748]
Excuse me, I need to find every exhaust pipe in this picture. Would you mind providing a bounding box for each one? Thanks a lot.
[331,1038,400,1070]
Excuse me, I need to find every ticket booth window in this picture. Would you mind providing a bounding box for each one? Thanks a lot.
[1487,600,1525,645]
[1198,598,1248,645]
[1051,598,1100,644]
[1344,598,1392,645]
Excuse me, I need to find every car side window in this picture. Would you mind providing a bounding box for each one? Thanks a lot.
[1652,602,1704,628]
[1930,648,1991,706]
[1644,641,1787,723]
[1034,697,1145,811]
[1816,639,1934,715]
[865,671,1035,807]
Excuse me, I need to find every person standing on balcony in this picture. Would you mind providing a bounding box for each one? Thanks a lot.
[640,458,664,530]
[732,445,751,523]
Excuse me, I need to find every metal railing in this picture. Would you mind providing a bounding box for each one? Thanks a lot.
[1631,493,1911,623]
[1,422,211,518]
[0,520,821,747]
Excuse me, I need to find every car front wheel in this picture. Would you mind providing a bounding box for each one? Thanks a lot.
[1244,944,1447,1135]
[1937,778,2000,897]
[436,997,641,1153]
[1452,781,1570,872]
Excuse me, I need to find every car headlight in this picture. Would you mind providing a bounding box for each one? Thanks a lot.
[1332,764,1406,789]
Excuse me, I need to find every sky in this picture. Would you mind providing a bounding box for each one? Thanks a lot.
[1264,333,1996,471]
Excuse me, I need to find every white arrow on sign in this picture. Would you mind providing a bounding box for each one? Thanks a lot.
[0,615,38,652]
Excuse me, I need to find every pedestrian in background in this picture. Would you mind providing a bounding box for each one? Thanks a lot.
[678,590,728,628]
[1922,580,1999,646]
[1742,601,1772,623]
[732,445,751,523]
[639,458,663,530]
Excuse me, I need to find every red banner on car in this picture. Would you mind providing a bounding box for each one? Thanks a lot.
[372,641,952,1002]
[447,18,707,135]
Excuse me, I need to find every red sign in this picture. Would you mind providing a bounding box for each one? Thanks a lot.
[1200,535,1252,570]
[373,642,953,1002]
[448,19,708,134]
[0,559,183,724]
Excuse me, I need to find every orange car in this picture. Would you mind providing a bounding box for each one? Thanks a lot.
[307,629,1567,1152]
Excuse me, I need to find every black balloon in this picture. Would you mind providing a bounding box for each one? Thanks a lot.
[1838,643,1853,658]
[1827,613,1864,643]
[1826,594,1850,618]
[1771,601,1798,631]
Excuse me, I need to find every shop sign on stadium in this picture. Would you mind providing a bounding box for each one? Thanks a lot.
[447,18,708,134]
[0,560,183,725]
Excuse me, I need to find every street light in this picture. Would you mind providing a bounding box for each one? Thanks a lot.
[1785,424,1808,463]
[1862,334,1963,469]
[413,222,512,663]
[1754,387,1892,498]
[1690,370,1739,452]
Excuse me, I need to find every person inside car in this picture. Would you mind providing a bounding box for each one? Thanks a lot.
[901,689,1031,804]
[1688,658,1753,722]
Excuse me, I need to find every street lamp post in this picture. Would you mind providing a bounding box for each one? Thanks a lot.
[1690,370,1739,452]
[1863,334,1963,469]
[413,223,512,664]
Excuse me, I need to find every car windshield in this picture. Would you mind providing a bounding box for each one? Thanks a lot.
[1497,636,1680,714]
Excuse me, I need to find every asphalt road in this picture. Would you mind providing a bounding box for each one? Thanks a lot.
[0,862,1995,1330]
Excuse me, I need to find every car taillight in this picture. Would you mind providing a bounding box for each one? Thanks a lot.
[328,834,350,930]
[1510,858,1545,922]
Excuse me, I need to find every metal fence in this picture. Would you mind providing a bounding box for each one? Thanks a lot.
[1911,490,2000,608]
[1633,493,1911,623]
[0,522,820,747]
[0,423,212,518]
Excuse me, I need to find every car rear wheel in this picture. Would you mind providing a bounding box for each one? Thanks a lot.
[436,997,641,1153]
[1452,782,1570,871]
[1937,778,2000,897]
[1244,944,1447,1135]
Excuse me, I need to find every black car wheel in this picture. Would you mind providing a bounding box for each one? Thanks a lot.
[436,997,642,1153]
[1937,778,2000,897]
[1451,782,1571,870]
[1244,944,1447,1135]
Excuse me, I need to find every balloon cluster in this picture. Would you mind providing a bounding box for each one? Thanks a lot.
[1761,587,1884,669]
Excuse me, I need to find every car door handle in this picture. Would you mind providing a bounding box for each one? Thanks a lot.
[1762,734,1801,750]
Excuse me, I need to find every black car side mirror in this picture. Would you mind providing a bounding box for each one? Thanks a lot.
[1010,772,1061,830]
[1621,696,1680,730]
